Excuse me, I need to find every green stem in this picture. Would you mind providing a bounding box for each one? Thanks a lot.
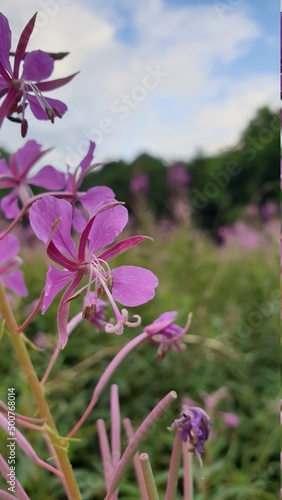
[0,283,81,500]
[140,453,159,500]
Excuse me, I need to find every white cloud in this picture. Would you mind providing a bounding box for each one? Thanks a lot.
[0,0,276,169]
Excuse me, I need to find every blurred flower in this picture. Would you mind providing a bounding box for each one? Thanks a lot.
[218,222,260,249]
[0,13,77,136]
[217,411,239,428]
[130,173,150,194]
[0,140,65,218]
[244,204,259,218]
[29,196,158,347]
[167,162,191,186]
[184,387,239,433]
[32,331,49,350]
[168,405,211,467]
[145,311,191,360]
[0,234,28,298]
[261,201,277,221]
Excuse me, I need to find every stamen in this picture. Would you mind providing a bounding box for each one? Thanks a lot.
[97,275,114,296]
[82,303,96,320]
[24,80,56,121]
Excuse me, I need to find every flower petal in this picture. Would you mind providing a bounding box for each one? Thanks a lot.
[111,266,158,306]
[29,165,65,190]
[57,273,83,348]
[78,186,115,212]
[88,205,128,256]
[22,50,54,81]
[35,71,79,91]
[72,206,87,233]
[1,270,28,297]
[13,13,37,79]
[10,140,48,178]
[0,13,12,76]
[42,265,75,313]
[0,87,17,127]
[75,141,95,187]
[26,94,67,120]
[0,189,19,219]
[29,196,77,259]
[0,234,20,265]
[99,235,152,262]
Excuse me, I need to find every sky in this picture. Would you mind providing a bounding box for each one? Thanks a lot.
[0,0,278,171]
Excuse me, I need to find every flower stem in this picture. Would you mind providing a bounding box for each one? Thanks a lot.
[105,391,177,499]
[182,441,193,500]
[123,419,149,500]
[165,429,182,500]
[67,331,148,438]
[140,453,160,500]
[0,283,81,500]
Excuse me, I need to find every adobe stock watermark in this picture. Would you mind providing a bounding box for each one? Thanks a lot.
[213,0,243,19]
[237,289,279,340]
[12,0,71,43]
[191,112,279,213]
[192,160,242,211]
[60,64,169,169]
[6,388,17,495]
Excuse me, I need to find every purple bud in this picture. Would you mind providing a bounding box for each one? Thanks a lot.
[169,406,211,456]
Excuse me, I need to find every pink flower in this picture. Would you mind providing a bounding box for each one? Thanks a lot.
[29,196,158,348]
[0,140,65,218]
[145,311,191,360]
[217,411,240,428]
[0,13,78,136]
[130,173,150,194]
[63,141,115,231]
[0,234,28,298]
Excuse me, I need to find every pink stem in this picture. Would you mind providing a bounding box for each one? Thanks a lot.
[183,441,193,500]
[97,419,112,491]
[165,429,182,500]
[110,385,120,500]
[16,291,44,332]
[40,343,61,386]
[40,312,83,385]
[123,418,149,500]
[105,391,177,499]
[67,331,148,438]
[0,455,29,500]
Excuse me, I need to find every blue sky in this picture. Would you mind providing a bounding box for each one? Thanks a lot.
[0,0,278,170]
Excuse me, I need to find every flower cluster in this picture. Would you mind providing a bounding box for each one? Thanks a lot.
[0,13,77,136]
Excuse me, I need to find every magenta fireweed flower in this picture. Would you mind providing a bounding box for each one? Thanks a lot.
[0,13,78,136]
[29,195,158,348]
[145,311,191,360]
[168,405,211,468]
[0,140,65,218]
[167,162,191,186]
[63,141,115,231]
[0,234,28,297]
[130,173,150,194]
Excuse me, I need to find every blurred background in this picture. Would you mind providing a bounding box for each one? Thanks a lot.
[0,1,279,499]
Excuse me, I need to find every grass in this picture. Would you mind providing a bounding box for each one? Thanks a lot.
[0,213,279,499]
